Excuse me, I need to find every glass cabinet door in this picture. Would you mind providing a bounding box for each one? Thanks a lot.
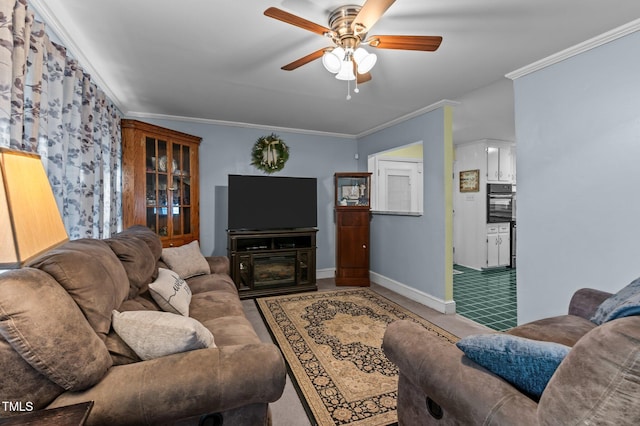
[145,137,195,241]
[146,136,169,236]
[335,173,371,207]
[171,143,193,238]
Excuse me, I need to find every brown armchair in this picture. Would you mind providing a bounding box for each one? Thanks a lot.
[382,288,640,425]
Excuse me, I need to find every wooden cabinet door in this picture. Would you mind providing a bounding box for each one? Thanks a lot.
[336,210,370,286]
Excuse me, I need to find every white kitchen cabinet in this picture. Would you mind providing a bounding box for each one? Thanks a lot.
[487,146,513,183]
[487,223,510,268]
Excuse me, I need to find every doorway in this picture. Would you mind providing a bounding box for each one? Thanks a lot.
[452,141,517,330]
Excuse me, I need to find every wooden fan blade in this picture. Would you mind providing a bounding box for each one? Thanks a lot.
[351,61,372,84]
[368,35,443,51]
[352,0,396,32]
[281,48,327,71]
[264,7,330,36]
[357,72,372,84]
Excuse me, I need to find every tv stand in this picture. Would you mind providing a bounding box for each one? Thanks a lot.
[227,228,318,299]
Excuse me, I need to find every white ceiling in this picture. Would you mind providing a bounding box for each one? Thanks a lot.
[32,0,640,138]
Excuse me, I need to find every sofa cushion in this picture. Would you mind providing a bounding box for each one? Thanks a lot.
[506,314,596,347]
[199,316,262,347]
[456,333,570,399]
[105,235,157,299]
[187,272,238,295]
[149,268,192,316]
[0,337,66,411]
[114,225,163,262]
[591,276,640,325]
[28,239,130,340]
[539,316,640,425]
[190,291,247,324]
[161,240,210,279]
[111,310,215,360]
[0,268,112,392]
[104,328,142,366]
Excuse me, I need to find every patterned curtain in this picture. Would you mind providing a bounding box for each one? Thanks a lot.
[0,0,122,239]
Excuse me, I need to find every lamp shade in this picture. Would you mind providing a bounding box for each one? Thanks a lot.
[0,148,68,268]
[322,47,344,74]
[354,47,377,74]
[335,60,356,81]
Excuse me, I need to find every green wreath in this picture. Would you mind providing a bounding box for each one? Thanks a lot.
[251,133,289,174]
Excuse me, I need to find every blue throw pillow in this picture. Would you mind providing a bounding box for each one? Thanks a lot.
[456,334,570,398]
[591,277,640,325]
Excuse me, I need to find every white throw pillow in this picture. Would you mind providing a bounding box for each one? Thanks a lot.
[111,310,215,361]
[161,240,210,279]
[149,268,192,316]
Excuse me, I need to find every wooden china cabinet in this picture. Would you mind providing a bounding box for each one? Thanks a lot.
[334,172,372,286]
[121,119,201,247]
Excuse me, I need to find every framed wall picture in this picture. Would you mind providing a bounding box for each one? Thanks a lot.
[459,169,480,192]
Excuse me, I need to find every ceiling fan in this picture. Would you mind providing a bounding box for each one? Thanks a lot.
[264,0,442,97]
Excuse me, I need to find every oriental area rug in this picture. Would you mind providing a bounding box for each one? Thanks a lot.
[257,289,458,426]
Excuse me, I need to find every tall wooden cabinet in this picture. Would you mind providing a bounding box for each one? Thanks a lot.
[334,172,372,286]
[121,119,201,247]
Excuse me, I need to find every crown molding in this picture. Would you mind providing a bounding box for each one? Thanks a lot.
[127,100,460,141]
[27,0,125,113]
[355,100,461,138]
[125,111,358,139]
[507,18,640,80]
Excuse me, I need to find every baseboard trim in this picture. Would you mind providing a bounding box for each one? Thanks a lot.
[316,268,336,280]
[370,271,456,314]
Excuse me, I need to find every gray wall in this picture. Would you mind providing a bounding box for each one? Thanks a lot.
[513,30,640,323]
[357,108,450,301]
[141,118,357,270]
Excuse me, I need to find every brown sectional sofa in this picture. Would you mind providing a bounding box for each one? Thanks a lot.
[0,226,286,425]
[383,287,640,425]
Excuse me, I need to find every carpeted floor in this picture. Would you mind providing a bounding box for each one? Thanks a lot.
[256,288,458,426]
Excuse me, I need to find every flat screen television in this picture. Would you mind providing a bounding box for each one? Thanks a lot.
[228,174,317,231]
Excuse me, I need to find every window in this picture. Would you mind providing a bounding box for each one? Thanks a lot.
[368,142,423,215]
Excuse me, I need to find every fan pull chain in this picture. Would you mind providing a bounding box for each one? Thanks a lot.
[346,79,352,100]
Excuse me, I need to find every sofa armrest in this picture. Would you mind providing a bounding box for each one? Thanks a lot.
[206,256,230,275]
[568,288,611,320]
[47,343,285,425]
[382,321,538,425]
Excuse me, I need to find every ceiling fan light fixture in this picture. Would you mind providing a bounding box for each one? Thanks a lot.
[265,3,445,100]
[322,47,344,73]
[353,47,377,74]
[335,59,356,81]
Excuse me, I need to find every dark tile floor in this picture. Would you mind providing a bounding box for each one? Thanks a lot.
[453,265,517,331]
